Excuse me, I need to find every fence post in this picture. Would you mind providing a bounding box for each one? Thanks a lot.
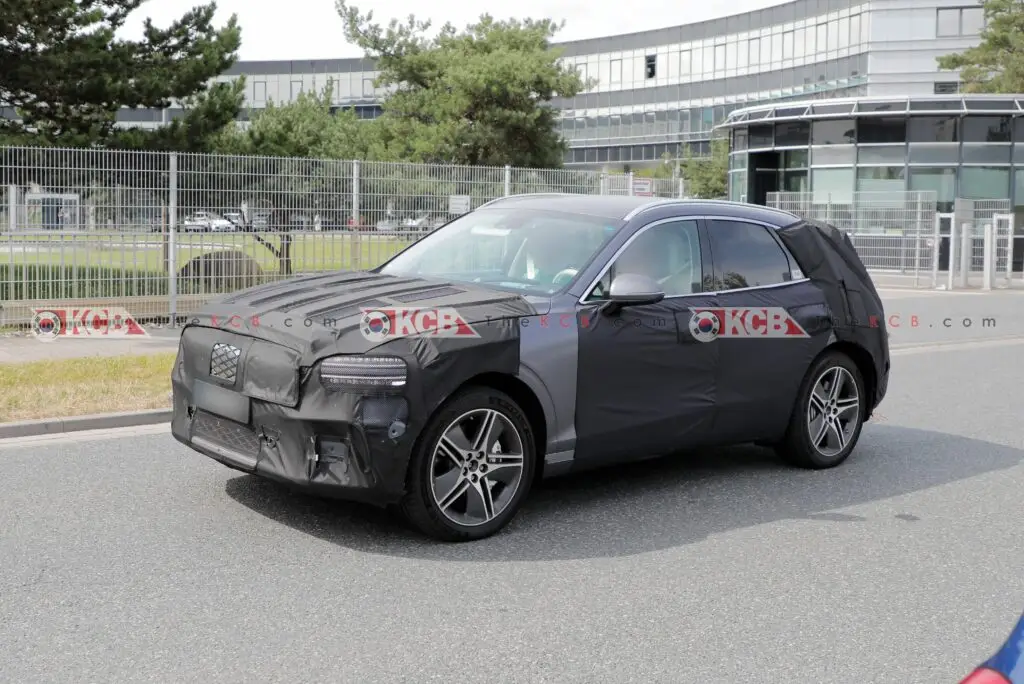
[6,185,15,232]
[600,173,607,195]
[959,222,971,289]
[351,160,361,226]
[948,221,958,291]
[912,193,923,286]
[168,152,178,325]
[504,165,512,196]
[983,221,995,291]
[627,172,635,196]
[678,178,684,198]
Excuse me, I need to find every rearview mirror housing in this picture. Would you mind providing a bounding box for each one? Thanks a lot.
[605,273,665,309]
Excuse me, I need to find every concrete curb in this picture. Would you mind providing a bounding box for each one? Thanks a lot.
[0,409,172,439]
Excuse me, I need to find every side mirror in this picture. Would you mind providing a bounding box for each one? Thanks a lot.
[603,273,664,312]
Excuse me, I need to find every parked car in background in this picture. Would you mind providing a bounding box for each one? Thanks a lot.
[224,212,245,229]
[183,211,235,232]
[171,195,889,542]
[960,612,1024,683]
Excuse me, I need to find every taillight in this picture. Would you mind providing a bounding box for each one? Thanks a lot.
[960,667,1010,684]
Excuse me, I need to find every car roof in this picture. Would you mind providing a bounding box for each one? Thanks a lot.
[477,194,802,226]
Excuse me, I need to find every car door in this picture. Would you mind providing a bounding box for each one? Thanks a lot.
[704,217,832,444]
[573,217,721,467]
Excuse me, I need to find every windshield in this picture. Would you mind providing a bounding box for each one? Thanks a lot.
[378,207,622,295]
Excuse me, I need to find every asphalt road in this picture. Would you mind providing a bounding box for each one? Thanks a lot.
[2,291,1023,683]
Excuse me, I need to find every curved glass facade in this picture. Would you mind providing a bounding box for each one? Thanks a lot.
[721,96,1024,222]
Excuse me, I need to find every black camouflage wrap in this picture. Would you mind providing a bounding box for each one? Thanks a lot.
[776,218,890,414]
[171,271,536,505]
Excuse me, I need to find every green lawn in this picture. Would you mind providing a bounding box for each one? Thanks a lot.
[0,232,416,273]
[0,231,420,301]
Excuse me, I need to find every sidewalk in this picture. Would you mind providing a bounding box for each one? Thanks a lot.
[0,333,180,364]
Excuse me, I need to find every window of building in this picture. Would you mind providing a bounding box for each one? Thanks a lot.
[748,124,774,148]
[856,166,906,192]
[961,7,985,34]
[714,45,726,71]
[934,81,961,94]
[644,55,656,79]
[775,121,810,146]
[253,81,267,101]
[960,167,1010,199]
[962,116,1012,143]
[362,79,375,97]
[938,7,986,37]
[908,116,959,143]
[937,8,961,36]
[748,38,761,65]
[680,50,692,76]
[816,23,828,53]
[812,168,855,203]
[706,220,792,289]
[857,117,907,144]
[732,127,749,151]
[812,119,856,145]
[610,59,623,84]
[590,220,703,298]
[909,168,956,213]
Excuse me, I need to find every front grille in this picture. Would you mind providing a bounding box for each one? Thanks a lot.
[210,342,241,382]
[193,410,261,455]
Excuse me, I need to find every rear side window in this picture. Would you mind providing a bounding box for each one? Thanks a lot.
[707,219,792,290]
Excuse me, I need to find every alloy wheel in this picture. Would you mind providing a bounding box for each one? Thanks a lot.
[806,366,861,458]
[428,408,526,527]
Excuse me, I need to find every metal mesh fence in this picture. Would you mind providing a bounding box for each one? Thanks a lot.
[768,190,939,277]
[0,146,686,326]
[944,198,1015,289]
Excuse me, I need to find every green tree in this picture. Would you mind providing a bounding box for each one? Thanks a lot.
[0,0,243,147]
[335,2,589,167]
[633,152,680,180]
[680,138,729,199]
[936,0,1024,92]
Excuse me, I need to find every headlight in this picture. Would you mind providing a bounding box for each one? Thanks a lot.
[319,355,408,391]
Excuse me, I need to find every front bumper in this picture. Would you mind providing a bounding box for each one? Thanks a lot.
[170,329,419,506]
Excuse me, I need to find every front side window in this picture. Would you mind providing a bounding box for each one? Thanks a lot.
[589,219,703,299]
[706,220,792,290]
[378,208,620,295]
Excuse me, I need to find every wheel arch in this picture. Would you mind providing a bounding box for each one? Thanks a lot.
[820,341,878,419]
[417,373,549,486]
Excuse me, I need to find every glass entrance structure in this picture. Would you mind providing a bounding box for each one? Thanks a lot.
[719,94,1024,272]
[720,94,1024,213]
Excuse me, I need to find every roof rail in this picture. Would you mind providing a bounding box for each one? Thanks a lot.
[623,198,799,221]
[475,193,580,210]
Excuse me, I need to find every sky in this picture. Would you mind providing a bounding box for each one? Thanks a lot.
[118,0,788,61]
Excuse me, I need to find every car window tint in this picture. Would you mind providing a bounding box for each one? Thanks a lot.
[706,220,791,290]
[591,219,702,299]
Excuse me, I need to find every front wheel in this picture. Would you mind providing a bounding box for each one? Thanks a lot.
[400,387,536,542]
[775,351,866,469]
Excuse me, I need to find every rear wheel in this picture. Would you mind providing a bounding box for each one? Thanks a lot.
[775,351,866,469]
[400,388,536,542]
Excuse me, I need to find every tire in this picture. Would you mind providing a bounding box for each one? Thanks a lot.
[400,387,536,542]
[775,350,867,469]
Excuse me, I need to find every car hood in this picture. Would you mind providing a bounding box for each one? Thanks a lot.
[184,271,545,361]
